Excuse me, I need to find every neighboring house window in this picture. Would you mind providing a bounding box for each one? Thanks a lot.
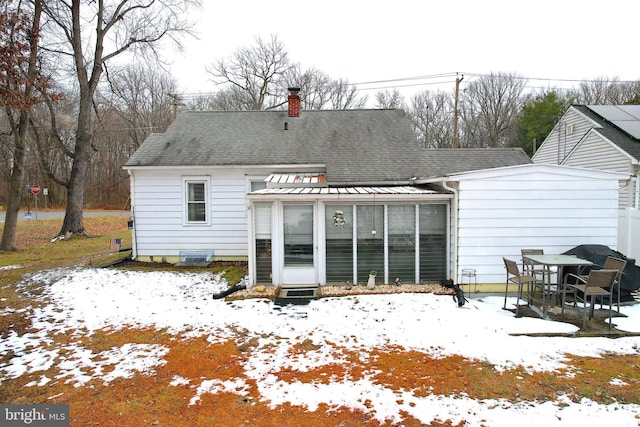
[185,180,208,223]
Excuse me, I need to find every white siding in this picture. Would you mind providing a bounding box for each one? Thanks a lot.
[130,168,256,259]
[451,165,624,284]
[562,133,633,208]
[533,108,596,164]
[563,133,630,172]
[533,106,635,209]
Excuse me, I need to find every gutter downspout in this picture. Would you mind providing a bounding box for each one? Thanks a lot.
[441,180,459,284]
[127,170,138,259]
[635,168,639,210]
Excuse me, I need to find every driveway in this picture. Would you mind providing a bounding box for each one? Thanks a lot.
[0,210,129,222]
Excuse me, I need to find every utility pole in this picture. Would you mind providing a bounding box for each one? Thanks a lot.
[532,137,537,155]
[452,74,464,148]
[168,93,182,118]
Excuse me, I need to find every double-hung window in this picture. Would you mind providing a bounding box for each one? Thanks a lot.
[185,179,208,224]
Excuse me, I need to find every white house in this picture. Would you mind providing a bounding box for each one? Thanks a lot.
[425,163,627,290]
[124,91,627,289]
[532,104,640,261]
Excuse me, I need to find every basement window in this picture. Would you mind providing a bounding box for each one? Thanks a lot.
[178,250,214,266]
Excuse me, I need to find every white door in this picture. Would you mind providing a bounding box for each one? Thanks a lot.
[281,204,316,284]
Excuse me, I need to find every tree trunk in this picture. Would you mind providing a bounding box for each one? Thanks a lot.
[57,125,92,237]
[0,0,42,251]
[0,133,25,251]
[55,0,99,239]
[59,160,87,236]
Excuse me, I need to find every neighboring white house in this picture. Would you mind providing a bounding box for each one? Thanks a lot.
[124,92,628,289]
[532,104,640,261]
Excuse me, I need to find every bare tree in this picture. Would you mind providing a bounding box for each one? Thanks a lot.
[325,78,367,109]
[618,80,640,104]
[375,89,405,109]
[78,63,179,207]
[106,63,177,148]
[86,106,133,207]
[577,77,640,104]
[183,88,248,111]
[41,0,200,239]
[29,90,78,207]
[286,66,367,109]
[284,65,333,109]
[0,0,58,251]
[460,72,527,148]
[205,37,367,111]
[207,34,290,110]
[408,90,453,148]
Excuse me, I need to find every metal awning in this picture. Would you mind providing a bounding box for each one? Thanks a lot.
[265,173,326,184]
[249,185,444,196]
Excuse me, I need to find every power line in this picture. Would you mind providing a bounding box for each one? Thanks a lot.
[351,72,459,86]
[175,72,637,99]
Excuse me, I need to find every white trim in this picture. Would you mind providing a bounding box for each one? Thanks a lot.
[124,164,326,171]
[246,175,268,193]
[564,128,639,165]
[442,163,629,181]
[571,105,603,129]
[182,176,211,226]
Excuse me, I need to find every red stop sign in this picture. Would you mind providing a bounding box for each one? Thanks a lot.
[31,184,40,195]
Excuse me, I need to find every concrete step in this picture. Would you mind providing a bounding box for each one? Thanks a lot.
[275,284,319,306]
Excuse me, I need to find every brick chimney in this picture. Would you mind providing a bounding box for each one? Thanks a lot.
[287,87,301,117]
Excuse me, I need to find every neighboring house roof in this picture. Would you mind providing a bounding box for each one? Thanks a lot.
[125,109,531,184]
[573,105,640,162]
[416,148,532,178]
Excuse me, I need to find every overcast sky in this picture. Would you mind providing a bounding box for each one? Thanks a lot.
[166,0,639,102]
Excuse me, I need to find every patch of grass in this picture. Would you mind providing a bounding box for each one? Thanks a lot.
[211,264,247,287]
[0,215,245,291]
[0,216,131,273]
[0,216,132,311]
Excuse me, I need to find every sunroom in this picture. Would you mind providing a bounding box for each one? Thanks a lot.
[246,186,453,287]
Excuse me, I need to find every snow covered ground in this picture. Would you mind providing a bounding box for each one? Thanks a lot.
[2,267,639,426]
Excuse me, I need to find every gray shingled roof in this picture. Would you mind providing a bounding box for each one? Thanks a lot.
[574,105,640,161]
[125,109,531,184]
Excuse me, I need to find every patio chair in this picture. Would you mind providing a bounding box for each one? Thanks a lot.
[503,257,539,317]
[566,256,626,313]
[600,256,627,313]
[562,269,617,330]
[521,249,557,283]
[521,249,570,312]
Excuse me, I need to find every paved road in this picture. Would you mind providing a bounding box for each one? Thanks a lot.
[0,210,129,222]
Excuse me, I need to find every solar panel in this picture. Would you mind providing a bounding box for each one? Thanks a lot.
[617,105,640,120]
[589,105,640,139]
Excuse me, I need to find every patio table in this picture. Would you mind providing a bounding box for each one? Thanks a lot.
[522,254,593,319]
